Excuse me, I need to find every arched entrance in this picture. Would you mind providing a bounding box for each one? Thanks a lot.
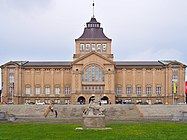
[77,96,86,104]
[89,96,95,103]
[101,96,109,104]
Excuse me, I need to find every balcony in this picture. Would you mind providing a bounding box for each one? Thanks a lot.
[73,90,114,94]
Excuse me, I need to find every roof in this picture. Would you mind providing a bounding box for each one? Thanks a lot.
[23,61,72,67]
[115,61,164,66]
[76,17,111,41]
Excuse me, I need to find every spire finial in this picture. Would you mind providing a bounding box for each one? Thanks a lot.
[92,0,95,18]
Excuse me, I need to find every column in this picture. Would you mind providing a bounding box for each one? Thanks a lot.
[41,69,44,94]
[31,69,35,96]
[142,69,146,94]
[51,69,54,95]
[132,69,136,94]
[61,69,64,95]
[152,69,156,95]
[15,67,19,96]
[122,69,126,95]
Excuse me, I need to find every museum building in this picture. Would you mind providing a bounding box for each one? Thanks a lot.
[0,14,186,105]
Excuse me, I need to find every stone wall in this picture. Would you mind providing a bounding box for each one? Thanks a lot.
[0,104,141,120]
[1,104,187,122]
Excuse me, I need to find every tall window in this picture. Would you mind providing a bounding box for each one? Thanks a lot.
[35,87,40,94]
[26,87,31,95]
[156,87,161,94]
[146,86,152,94]
[45,87,50,94]
[116,87,122,95]
[136,87,141,94]
[126,87,131,94]
[97,44,101,52]
[55,87,60,94]
[9,75,14,83]
[65,87,70,94]
[92,44,95,51]
[80,44,84,52]
[172,68,178,82]
[86,44,90,52]
[82,64,104,82]
[102,44,107,53]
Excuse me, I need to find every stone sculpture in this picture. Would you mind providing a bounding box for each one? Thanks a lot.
[83,96,105,116]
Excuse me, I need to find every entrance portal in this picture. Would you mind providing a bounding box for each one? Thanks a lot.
[101,96,109,104]
[77,96,86,104]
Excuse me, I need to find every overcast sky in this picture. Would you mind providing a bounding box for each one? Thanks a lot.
[0,0,187,86]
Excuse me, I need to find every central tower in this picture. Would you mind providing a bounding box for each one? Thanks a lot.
[74,2,113,60]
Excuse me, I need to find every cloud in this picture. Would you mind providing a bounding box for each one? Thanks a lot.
[0,0,55,14]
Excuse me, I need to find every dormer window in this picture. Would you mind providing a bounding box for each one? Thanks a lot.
[97,44,101,52]
[92,44,95,51]
[102,44,107,52]
[86,44,90,52]
[80,44,84,52]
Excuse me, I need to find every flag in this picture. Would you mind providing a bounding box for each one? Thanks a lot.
[173,82,177,94]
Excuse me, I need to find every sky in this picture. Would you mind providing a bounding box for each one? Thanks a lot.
[0,0,187,86]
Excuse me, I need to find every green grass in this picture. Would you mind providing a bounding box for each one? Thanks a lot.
[0,123,187,140]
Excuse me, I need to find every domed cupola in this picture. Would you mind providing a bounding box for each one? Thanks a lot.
[76,17,111,41]
[74,1,113,61]
[86,17,101,28]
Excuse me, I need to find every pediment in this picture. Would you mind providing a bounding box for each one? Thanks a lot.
[73,52,114,66]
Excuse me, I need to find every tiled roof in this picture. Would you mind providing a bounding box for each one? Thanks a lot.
[115,61,164,66]
[76,17,111,41]
[23,61,72,67]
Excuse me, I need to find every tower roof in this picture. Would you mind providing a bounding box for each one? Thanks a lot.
[76,17,111,41]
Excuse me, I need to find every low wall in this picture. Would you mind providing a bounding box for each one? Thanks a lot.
[1,104,187,122]
[0,104,141,120]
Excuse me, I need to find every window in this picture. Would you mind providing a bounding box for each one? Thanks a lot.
[136,87,141,94]
[126,87,131,94]
[117,87,122,94]
[86,44,90,52]
[146,87,152,94]
[172,68,178,82]
[55,87,60,94]
[54,99,60,104]
[102,44,107,52]
[156,87,161,94]
[26,87,31,95]
[9,75,14,83]
[97,44,101,52]
[82,64,104,82]
[82,86,104,92]
[9,68,15,73]
[35,87,40,94]
[65,87,70,94]
[35,99,40,104]
[80,44,84,52]
[25,99,30,104]
[92,44,95,51]
[45,87,50,94]
[65,99,70,104]
[45,99,51,104]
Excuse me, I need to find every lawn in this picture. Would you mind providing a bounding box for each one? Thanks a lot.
[0,123,187,140]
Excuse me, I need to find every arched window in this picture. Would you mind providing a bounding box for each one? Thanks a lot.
[82,64,104,82]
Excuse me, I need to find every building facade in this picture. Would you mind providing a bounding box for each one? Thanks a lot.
[1,16,186,105]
